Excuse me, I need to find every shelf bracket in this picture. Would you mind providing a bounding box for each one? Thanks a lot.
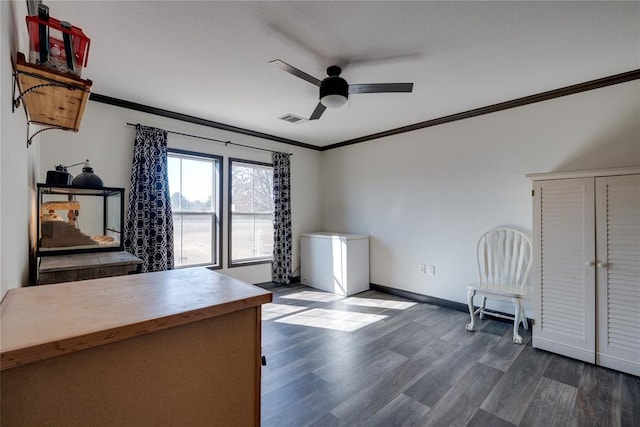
[11,70,21,113]
[26,122,69,147]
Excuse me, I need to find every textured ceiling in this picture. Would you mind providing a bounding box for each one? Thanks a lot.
[26,1,640,147]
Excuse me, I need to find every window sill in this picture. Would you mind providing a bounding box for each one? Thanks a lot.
[174,263,221,270]
[228,259,272,269]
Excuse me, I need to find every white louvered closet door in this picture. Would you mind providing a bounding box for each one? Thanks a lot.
[532,178,596,363]
[596,174,640,376]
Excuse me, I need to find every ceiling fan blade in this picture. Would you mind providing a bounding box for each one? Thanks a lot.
[338,52,424,69]
[309,102,326,120]
[269,59,322,87]
[349,83,414,94]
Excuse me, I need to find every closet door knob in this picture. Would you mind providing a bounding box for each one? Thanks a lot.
[585,261,595,267]
[597,262,610,269]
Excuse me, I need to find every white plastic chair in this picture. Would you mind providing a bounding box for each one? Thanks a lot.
[465,228,533,344]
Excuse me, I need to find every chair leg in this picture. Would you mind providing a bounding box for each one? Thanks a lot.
[511,297,523,344]
[479,296,487,320]
[466,290,476,332]
[521,307,529,330]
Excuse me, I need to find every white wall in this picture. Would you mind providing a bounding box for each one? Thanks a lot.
[39,101,322,284]
[6,2,638,305]
[1,0,37,299]
[320,80,640,314]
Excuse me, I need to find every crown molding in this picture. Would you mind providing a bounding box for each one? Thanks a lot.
[90,68,640,153]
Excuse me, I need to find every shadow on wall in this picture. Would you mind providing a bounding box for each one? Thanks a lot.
[369,235,396,284]
[555,107,640,171]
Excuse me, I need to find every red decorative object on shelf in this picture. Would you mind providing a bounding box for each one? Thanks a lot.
[26,14,90,77]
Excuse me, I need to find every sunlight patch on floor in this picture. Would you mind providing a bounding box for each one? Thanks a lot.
[275,308,387,332]
[341,297,417,310]
[262,303,308,320]
[280,291,344,303]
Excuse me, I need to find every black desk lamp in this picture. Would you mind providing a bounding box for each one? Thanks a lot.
[71,160,103,187]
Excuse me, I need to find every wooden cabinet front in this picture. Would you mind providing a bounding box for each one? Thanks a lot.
[1,268,272,426]
[2,307,262,426]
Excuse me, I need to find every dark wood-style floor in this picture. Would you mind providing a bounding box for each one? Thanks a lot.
[260,284,639,427]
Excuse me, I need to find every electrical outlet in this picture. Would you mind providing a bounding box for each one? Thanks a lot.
[428,265,436,276]
[420,264,426,274]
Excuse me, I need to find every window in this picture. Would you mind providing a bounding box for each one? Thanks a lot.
[229,159,274,266]
[168,150,222,268]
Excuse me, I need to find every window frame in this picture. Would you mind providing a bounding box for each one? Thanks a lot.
[168,148,223,269]
[228,158,274,268]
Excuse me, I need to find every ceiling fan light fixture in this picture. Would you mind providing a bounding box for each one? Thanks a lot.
[320,75,349,108]
[320,93,348,108]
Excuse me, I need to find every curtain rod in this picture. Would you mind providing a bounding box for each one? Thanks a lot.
[126,123,291,156]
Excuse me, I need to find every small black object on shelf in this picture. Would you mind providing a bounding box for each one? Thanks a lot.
[61,21,76,72]
[46,164,72,185]
[37,4,49,65]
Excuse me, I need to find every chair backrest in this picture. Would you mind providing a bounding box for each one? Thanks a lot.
[477,227,533,289]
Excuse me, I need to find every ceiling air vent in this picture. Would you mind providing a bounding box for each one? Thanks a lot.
[279,114,307,124]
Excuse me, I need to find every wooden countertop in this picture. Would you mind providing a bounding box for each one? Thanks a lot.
[0,268,272,371]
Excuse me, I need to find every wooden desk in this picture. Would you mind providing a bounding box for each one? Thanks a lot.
[38,251,143,284]
[1,267,272,426]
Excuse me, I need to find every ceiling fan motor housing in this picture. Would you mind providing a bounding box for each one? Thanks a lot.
[320,76,349,105]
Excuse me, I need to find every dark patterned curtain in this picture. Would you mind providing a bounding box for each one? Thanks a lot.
[123,125,174,272]
[272,152,292,284]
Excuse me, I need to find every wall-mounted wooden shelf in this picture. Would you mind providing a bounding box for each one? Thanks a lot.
[13,52,92,146]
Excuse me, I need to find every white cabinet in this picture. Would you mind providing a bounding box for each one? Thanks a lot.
[300,233,369,296]
[528,168,640,376]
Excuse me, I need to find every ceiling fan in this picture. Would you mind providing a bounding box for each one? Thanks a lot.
[269,59,414,121]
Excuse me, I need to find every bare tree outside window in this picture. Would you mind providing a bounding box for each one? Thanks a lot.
[230,160,274,265]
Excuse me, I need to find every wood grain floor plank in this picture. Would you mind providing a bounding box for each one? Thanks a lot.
[481,320,512,337]
[262,372,330,420]
[480,343,553,424]
[478,327,528,372]
[307,412,345,427]
[573,364,621,427]
[262,378,353,427]
[414,305,471,338]
[404,331,500,407]
[620,373,640,427]
[263,331,351,394]
[441,318,489,345]
[329,338,460,425]
[365,393,430,427]
[543,353,585,388]
[317,348,408,386]
[357,319,429,355]
[313,332,412,384]
[519,376,578,427]
[264,349,407,426]
[417,362,504,426]
[264,328,338,364]
[390,325,443,358]
[466,408,516,427]
[349,304,437,347]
